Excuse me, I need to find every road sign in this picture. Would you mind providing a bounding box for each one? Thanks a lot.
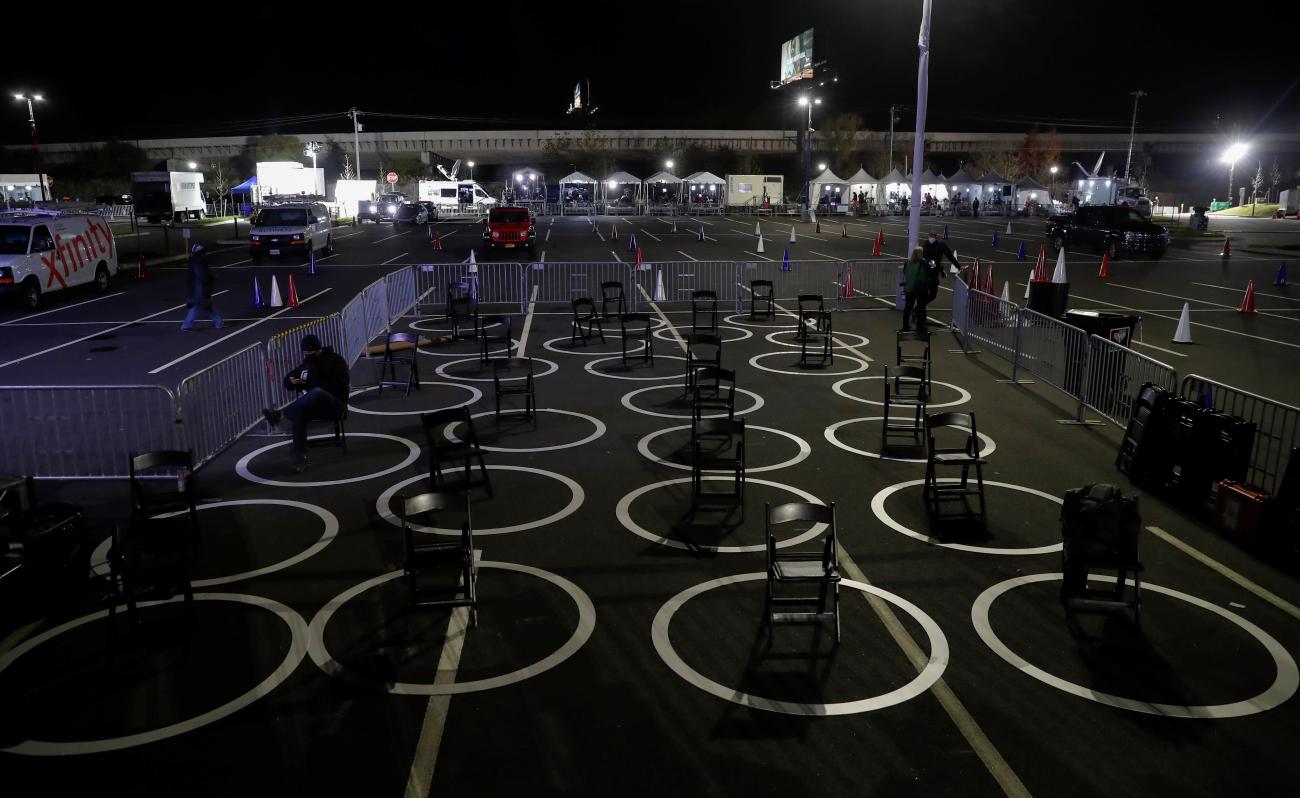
[386,172,398,185]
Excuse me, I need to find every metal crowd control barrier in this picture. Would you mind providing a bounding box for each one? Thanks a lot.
[1181,374,1300,495]
[177,343,269,469]
[961,288,1020,363]
[0,385,180,479]
[531,261,638,311]
[384,267,418,324]
[1083,334,1177,428]
[266,314,344,409]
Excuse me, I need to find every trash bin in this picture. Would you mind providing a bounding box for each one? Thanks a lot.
[1028,281,1070,318]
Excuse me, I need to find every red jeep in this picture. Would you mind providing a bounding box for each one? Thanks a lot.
[482,207,536,253]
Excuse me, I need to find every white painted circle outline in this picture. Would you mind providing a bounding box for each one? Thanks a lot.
[764,329,870,350]
[542,334,646,357]
[653,572,948,715]
[749,351,868,377]
[445,409,606,452]
[652,323,754,344]
[637,425,811,473]
[0,593,309,755]
[871,478,1062,555]
[307,563,596,695]
[584,353,689,381]
[236,433,421,488]
[348,381,481,416]
[824,417,996,464]
[434,356,559,383]
[417,338,518,358]
[619,384,765,420]
[376,465,584,535]
[972,573,1299,718]
[615,476,825,553]
[833,376,972,409]
[90,500,340,587]
[723,312,800,329]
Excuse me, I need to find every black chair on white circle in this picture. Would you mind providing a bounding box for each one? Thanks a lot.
[683,332,722,398]
[691,289,719,333]
[378,332,421,397]
[923,411,987,526]
[765,501,841,643]
[493,357,536,423]
[621,313,654,365]
[750,280,775,320]
[800,310,834,366]
[479,315,513,364]
[692,418,746,509]
[571,297,605,346]
[601,281,626,321]
[400,490,478,628]
[881,365,929,451]
[421,407,493,497]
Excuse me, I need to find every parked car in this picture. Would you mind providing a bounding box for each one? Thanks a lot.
[1045,205,1169,259]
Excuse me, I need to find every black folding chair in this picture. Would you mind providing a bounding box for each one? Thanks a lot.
[571,297,605,345]
[691,290,719,333]
[882,365,929,450]
[800,310,834,366]
[401,491,478,628]
[479,315,514,364]
[494,357,536,421]
[923,412,987,524]
[421,407,493,497]
[750,280,775,320]
[621,313,654,364]
[765,501,841,642]
[692,418,746,509]
[601,281,626,320]
[378,332,421,397]
[683,332,722,398]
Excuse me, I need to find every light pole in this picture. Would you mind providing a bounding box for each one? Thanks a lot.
[467,161,475,181]
[797,95,821,216]
[1222,143,1248,206]
[13,93,46,202]
[1123,90,1147,183]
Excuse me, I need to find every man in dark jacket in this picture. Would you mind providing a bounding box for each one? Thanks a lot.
[263,334,350,472]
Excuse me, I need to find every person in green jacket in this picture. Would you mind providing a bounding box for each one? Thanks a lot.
[902,245,932,332]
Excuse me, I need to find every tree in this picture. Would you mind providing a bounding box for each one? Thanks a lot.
[1271,156,1282,202]
[250,134,305,163]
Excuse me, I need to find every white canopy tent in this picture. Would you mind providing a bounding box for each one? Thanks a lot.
[643,170,682,207]
[602,170,642,212]
[684,170,725,208]
[1014,176,1051,212]
[846,168,878,205]
[809,167,848,210]
[507,167,547,203]
[559,170,597,214]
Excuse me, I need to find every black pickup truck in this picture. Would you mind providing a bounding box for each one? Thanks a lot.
[1044,205,1170,259]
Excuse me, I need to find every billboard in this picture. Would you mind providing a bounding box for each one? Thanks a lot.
[779,28,814,86]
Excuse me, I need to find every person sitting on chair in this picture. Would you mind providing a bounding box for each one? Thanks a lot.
[263,334,350,473]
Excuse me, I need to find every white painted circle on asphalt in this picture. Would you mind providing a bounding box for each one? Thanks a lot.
[376,466,584,535]
[870,478,1062,555]
[749,351,868,377]
[348,381,481,416]
[619,384,764,419]
[636,425,811,473]
[823,417,996,463]
[445,409,606,452]
[235,433,422,488]
[832,376,971,409]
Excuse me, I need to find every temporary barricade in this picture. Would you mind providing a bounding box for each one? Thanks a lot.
[531,261,639,312]
[265,313,344,409]
[177,343,269,470]
[0,385,180,479]
[383,267,418,324]
[1181,374,1300,495]
[1083,334,1177,428]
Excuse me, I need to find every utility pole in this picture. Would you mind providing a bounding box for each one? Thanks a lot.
[888,104,901,172]
[1123,90,1146,183]
[348,108,363,185]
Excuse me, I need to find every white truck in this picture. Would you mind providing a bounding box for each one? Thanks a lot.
[130,171,206,223]
[417,180,496,212]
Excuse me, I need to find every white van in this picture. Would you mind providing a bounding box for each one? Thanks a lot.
[0,211,119,310]
[417,180,497,212]
[248,201,334,264]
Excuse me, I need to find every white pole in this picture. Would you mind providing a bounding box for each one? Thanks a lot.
[906,0,933,252]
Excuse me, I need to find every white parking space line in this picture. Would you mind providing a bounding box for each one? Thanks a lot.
[1147,526,1300,624]
[0,291,125,327]
[743,251,774,261]
[517,284,540,354]
[147,288,332,375]
[381,253,408,265]
[1193,281,1300,304]
[0,291,229,370]
[375,230,412,243]
[677,251,698,261]
[638,229,663,242]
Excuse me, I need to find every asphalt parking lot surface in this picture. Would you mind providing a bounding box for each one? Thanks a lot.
[2,211,1299,796]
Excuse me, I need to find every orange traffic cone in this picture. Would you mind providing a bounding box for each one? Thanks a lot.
[1098,252,1111,278]
[433,233,443,251]
[1238,280,1256,313]
[1221,237,1231,258]
[842,265,854,298]
[286,275,300,307]
[137,255,149,279]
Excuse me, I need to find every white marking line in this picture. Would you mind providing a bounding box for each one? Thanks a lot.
[403,603,470,798]
[375,230,412,243]
[0,291,124,326]
[636,283,687,353]
[638,228,663,242]
[517,284,539,354]
[1109,282,1300,325]
[1147,526,1300,624]
[738,283,873,361]
[677,251,698,261]
[808,250,845,261]
[837,552,1030,798]
[147,288,332,374]
[381,253,408,265]
[1193,281,1300,304]
[0,291,229,370]
[743,251,775,261]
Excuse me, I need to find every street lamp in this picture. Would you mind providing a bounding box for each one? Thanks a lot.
[13,92,47,202]
[1222,143,1248,206]
[467,161,475,181]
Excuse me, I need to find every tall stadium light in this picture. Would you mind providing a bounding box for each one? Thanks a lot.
[1222,143,1248,205]
[14,93,47,202]
[906,0,933,251]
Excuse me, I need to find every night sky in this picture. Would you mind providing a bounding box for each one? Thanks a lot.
[5,1,1292,144]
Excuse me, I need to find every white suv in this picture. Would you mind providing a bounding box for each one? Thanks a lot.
[249,201,333,264]
[0,211,119,311]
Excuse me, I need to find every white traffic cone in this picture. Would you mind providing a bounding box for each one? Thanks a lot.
[756,235,765,254]
[1001,281,1011,303]
[755,221,762,236]
[789,226,797,244]
[269,275,283,308]
[654,269,666,301]
[1024,268,1033,300]
[1172,302,1193,344]
[1051,249,1067,283]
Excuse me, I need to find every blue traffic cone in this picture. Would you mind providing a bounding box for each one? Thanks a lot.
[991,231,999,247]
[698,225,705,242]
[782,249,791,271]
[628,232,637,252]
[308,246,318,275]
[252,276,263,308]
[1017,241,1026,261]
[943,225,949,240]
[1276,261,1288,286]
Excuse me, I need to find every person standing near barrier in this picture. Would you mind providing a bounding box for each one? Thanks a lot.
[181,244,222,331]
[262,334,350,473]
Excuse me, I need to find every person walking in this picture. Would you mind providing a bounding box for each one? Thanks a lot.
[262,334,350,473]
[181,243,222,331]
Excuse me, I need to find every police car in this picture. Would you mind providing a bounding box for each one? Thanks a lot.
[0,210,119,311]
[248,199,334,264]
